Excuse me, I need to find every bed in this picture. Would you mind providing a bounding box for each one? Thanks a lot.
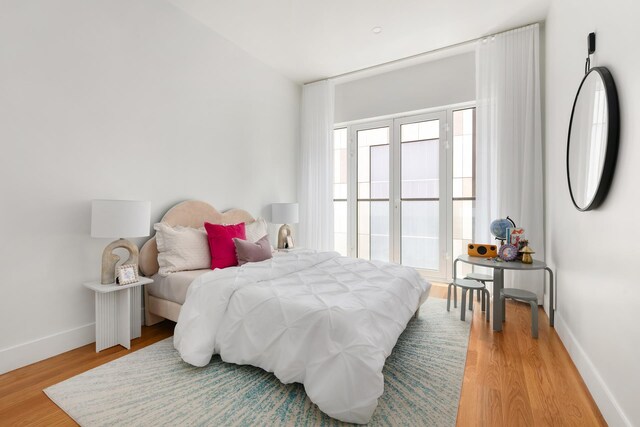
[139,200,257,324]
[139,200,431,424]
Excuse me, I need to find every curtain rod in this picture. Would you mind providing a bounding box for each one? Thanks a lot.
[304,21,542,85]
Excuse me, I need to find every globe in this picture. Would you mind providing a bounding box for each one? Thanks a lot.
[490,218,513,240]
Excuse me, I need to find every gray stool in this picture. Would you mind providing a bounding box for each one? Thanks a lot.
[499,288,538,338]
[447,279,490,322]
[464,272,494,307]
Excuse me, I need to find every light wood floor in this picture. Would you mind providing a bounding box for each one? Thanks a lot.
[0,288,606,426]
[429,284,606,427]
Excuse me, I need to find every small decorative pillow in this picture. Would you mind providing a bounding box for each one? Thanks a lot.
[204,222,246,269]
[234,235,272,266]
[154,223,210,276]
[245,218,269,243]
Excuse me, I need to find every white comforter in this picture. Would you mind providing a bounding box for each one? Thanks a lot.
[174,250,431,424]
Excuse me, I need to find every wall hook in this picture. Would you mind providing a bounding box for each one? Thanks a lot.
[585,32,596,74]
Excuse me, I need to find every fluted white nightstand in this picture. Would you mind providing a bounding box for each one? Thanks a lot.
[83,277,153,352]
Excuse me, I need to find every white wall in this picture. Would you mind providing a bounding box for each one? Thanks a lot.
[334,52,475,123]
[0,0,300,373]
[545,1,640,425]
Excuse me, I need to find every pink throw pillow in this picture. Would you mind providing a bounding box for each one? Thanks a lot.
[204,222,246,269]
[234,234,272,265]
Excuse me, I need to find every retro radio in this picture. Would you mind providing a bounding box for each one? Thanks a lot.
[467,243,498,258]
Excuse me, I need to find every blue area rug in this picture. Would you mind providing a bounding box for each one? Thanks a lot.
[45,298,471,426]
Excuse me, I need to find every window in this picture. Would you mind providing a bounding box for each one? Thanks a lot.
[333,128,348,256]
[356,125,390,261]
[451,108,476,278]
[398,115,443,272]
[333,105,476,281]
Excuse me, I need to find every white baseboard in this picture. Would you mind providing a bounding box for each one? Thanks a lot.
[555,313,631,427]
[0,323,95,375]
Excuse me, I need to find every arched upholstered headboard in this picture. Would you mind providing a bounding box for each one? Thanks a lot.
[139,200,255,276]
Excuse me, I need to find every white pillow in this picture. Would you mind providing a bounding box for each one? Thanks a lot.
[154,223,210,276]
[245,217,269,243]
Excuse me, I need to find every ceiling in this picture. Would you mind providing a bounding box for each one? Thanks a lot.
[169,0,550,84]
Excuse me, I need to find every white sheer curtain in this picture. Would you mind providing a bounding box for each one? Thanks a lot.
[475,24,545,303]
[298,80,335,251]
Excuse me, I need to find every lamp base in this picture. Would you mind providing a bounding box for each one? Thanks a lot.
[277,224,294,249]
[101,238,139,284]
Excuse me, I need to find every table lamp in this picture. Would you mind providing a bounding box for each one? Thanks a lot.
[271,203,298,249]
[91,200,151,284]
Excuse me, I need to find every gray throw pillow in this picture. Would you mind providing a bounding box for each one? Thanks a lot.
[234,234,272,266]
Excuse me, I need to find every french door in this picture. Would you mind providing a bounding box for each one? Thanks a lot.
[347,111,447,279]
[394,112,447,278]
[334,105,476,282]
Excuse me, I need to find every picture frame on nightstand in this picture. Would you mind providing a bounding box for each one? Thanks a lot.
[117,264,138,285]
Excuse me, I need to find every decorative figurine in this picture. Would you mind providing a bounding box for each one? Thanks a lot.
[516,239,529,261]
[520,245,535,264]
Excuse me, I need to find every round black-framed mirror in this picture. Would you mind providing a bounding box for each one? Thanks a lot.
[566,66,619,211]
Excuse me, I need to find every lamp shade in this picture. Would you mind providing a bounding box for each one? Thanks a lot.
[91,200,151,238]
[271,203,299,224]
